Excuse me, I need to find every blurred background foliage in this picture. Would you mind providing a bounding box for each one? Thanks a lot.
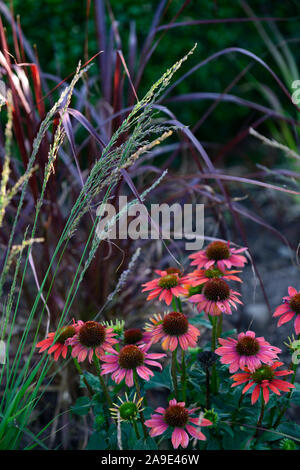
[4,0,300,148]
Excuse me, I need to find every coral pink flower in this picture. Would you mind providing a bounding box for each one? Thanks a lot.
[36,324,77,361]
[142,269,188,306]
[123,328,151,346]
[145,311,200,351]
[186,267,242,287]
[189,278,242,316]
[145,399,212,449]
[273,286,300,334]
[189,241,247,271]
[66,320,117,363]
[100,343,166,387]
[215,330,281,373]
[231,361,295,404]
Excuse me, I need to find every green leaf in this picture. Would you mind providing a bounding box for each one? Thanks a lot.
[70,396,91,416]
[189,313,212,329]
[277,422,300,442]
[86,431,108,450]
[135,437,158,450]
[290,390,300,406]
[79,371,101,392]
[144,367,171,390]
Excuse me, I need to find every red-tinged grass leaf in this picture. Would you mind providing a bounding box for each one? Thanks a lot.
[66,108,107,148]
[128,21,137,79]
[94,0,110,100]
[135,0,190,88]
[9,1,21,63]
[159,47,300,112]
[139,0,168,61]
[117,49,138,102]
[196,172,300,196]
[112,51,123,132]
[37,50,103,107]
[120,168,181,261]
[164,93,300,128]
[156,16,299,32]
[29,63,45,118]
[61,111,85,188]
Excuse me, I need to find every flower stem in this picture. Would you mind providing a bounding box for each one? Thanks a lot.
[132,419,140,439]
[273,334,299,429]
[133,371,148,439]
[181,349,187,402]
[254,393,265,440]
[171,349,179,399]
[176,296,182,313]
[231,390,245,426]
[172,297,178,311]
[73,357,94,397]
[273,361,298,428]
[216,314,223,340]
[210,316,218,393]
[205,367,210,409]
[93,353,113,408]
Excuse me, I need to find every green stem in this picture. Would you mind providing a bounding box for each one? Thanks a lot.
[205,368,210,410]
[254,393,265,440]
[93,353,113,407]
[176,297,182,313]
[172,297,178,312]
[171,349,179,399]
[273,334,300,429]
[132,419,140,439]
[216,314,223,341]
[181,349,186,402]
[210,315,218,393]
[231,390,245,426]
[210,315,218,351]
[133,371,148,439]
[73,357,94,397]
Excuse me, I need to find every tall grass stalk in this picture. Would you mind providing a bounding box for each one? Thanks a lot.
[0,46,196,449]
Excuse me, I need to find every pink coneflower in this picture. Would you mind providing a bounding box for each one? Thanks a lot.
[231,361,295,404]
[186,267,242,287]
[100,343,166,387]
[142,270,188,306]
[145,399,212,449]
[273,287,300,334]
[189,278,242,316]
[66,320,117,363]
[215,330,281,373]
[189,241,247,271]
[36,324,77,361]
[145,312,200,351]
[123,328,151,346]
